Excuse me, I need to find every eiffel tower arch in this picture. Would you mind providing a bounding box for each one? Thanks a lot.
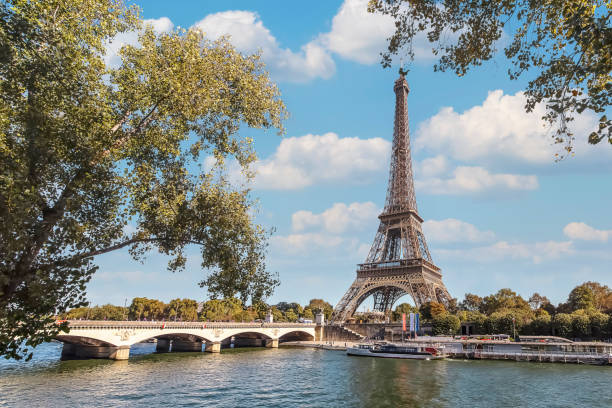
[331,73,451,324]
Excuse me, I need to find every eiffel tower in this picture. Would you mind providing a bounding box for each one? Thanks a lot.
[331,73,451,324]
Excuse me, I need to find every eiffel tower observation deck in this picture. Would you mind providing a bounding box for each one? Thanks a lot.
[331,73,451,324]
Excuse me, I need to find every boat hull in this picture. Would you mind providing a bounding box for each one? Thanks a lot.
[346,346,444,360]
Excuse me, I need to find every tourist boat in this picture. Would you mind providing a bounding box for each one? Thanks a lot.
[346,342,445,360]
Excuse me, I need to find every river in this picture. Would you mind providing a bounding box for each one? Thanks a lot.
[1,342,611,407]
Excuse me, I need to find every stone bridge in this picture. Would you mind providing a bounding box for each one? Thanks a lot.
[56,320,319,360]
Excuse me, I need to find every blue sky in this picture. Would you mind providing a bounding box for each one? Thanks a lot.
[89,0,612,309]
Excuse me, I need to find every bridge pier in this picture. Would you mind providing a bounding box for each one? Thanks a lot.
[61,343,130,360]
[265,339,279,348]
[155,339,171,353]
[171,340,203,352]
[205,342,221,353]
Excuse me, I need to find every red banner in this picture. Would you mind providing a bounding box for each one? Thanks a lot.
[402,313,406,331]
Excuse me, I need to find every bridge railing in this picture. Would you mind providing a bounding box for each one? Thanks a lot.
[62,320,316,330]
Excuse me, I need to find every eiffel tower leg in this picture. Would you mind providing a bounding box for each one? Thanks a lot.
[331,277,368,324]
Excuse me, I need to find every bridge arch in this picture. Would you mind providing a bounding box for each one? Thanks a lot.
[278,330,315,342]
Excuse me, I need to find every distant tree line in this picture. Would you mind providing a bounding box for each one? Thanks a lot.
[389,281,612,340]
[60,298,334,323]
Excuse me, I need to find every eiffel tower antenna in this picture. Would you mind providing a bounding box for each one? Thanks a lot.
[331,74,451,324]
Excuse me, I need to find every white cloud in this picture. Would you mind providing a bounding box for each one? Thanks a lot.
[194,11,335,82]
[271,233,349,255]
[415,90,600,166]
[416,165,538,195]
[563,222,611,242]
[104,17,174,67]
[437,240,574,264]
[252,132,390,190]
[319,0,437,64]
[292,202,379,234]
[423,219,495,243]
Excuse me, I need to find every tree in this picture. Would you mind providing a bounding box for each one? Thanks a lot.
[480,289,531,315]
[167,298,198,321]
[570,311,591,339]
[419,301,446,319]
[459,293,483,312]
[392,303,419,321]
[308,299,334,321]
[528,293,551,311]
[553,313,572,338]
[567,285,596,311]
[199,298,244,321]
[0,0,286,359]
[432,313,460,336]
[582,282,612,312]
[370,0,612,155]
[526,314,552,336]
[284,309,298,322]
[302,308,314,320]
[588,311,609,340]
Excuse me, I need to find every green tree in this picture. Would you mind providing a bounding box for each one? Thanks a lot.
[553,313,572,338]
[459,293,483,312]
[480,289,531,315]
[528,293,551,311]
[582,282,612,312]
[167,298,198,321]
[270,307,285,323]
[284,309,298,322]
[526,313,552,336]
[308,299,334,321]
[432,313,460,336]
[302,308,314,320]
[128,297,149,321]
[568,285,596,311]
[0,0,286,359]
[458,311,486,335]
[392,303,419,321]
[570,311,591,339]
[371,0,612,154]
[199,298,244,321]
[419,301,446,320]
[588,311,609,340]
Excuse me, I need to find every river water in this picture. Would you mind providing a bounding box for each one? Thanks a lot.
[1,342,611,407]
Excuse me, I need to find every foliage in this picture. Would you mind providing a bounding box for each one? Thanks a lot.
[392,303,419,321]
[567,285,596,311]
[199,298,244,321]
[457,310,486,334]
[308,299,334,321]
[432,313,460,336]
[525,314,552,336]
[553,313,572,338]
[302,308,314,320]
[62,304,127,321]
[528,293,551,310]
[0,0,287,359]
[284,309,298,322]
[570,311,591,339]
[581,282,612,312]
[480,289,531,315]
[459,293,483,312]
[419,301,446,319]
[588,311,609,339]
[166,299,198,321]
[128,297,165,321]
[370,0,612,156]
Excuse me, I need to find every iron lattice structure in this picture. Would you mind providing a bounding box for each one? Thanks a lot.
[331,74,451,324]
